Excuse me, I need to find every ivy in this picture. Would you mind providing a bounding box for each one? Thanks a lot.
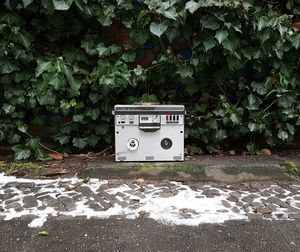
[0,0,300,159]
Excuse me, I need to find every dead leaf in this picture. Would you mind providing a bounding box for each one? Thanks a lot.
[0,161,5,164]
[271,77,277,85]
[292,22,300,32]
[64,185,75,191]
[228,150,236,155]
[135,178,145,186]
[44,167,68,176]
[48,153,64,160]
[261,148,271,155]
[216,149,224,156]
[171,223,176,231]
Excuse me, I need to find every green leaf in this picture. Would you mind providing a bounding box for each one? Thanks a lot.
[87,108,100,120]
[87,134,100,147]
[244,94,262,110]
[73,138,87,149]
[52,0,74,10]
[23,0,33,7]
[73,114,84,122]
[203,38,217,52]
[215,31,228,44]
[229,114,239,124]
[176,65,194,79]
[35,58,52,77]
[163,7,177,20]
[247,143,260,155]
[222,37,238,53]
[277,130,289,141]
[278,94,295,108]
[150,22,168,37]
[248,122,258,132]
[2,104,15,114]
[0,60,20,74]
[251,81,270,96]
[185,0,199,14]
[290,33,300,49]
[26,137,40,150]
[200,16,220,30]
[18,31,33,49]
[8,134,21,145]
[12,145,31,160]
[37,231,49,236]
[122,52,136,62]
[18,125,28,133]
[215,129,227,141]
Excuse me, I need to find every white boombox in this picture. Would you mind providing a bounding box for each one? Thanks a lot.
[113,104,185,162]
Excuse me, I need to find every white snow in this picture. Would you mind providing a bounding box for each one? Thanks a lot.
[0,172,299,228]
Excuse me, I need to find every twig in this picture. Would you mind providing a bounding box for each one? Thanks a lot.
[24,132,61,155]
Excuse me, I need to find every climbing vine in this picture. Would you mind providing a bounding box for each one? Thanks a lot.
[1,0,300,159]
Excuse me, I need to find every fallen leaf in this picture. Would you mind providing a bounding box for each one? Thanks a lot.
[261,148,271,155]
[171,223,176,231]
[216,149,224,156]
[135,178,146,186]
[292,22,300,32]
[0,161,5,164]
[44,167,68,176]
[271,77,277,85]
[64,185,75,191]
[48,153,64,160]
[37,231,49,236]
[228,150,236,155]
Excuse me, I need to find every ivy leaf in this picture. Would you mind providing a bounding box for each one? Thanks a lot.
[72,137,87,149]
[248,122,258,132]
[251,81,270,95]
[185,0,199,14]
[277,130,289,141]
[0,59,20,74]
[203,38,217,52]
[26,137,40,150]
[244,94,262,110]
[215,30,228,44]
[122,52,136,62]
[35,58,52,77]
[87,134,100,147]
[2,104,15,114]
[150,22,168,37]
[163,7,177,20]
[290,34,300,49]
[52,0,74,10]
[222,37,238,53]
[8,133,21,145]
[215,129,227,140]
[230,114,239,124]
[176,65,194,79]
[18,125,28,133]
[200,16,220,30]
[18,31,33,49]
[278,94,295,108]
[12,145,31,160]
[23,0,33,7]
[87,108,100,120]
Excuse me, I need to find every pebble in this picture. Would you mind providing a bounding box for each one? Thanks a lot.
[256,207,272,214]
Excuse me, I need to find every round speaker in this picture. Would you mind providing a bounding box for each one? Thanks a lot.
[127,138,139,151]
[161,138,172,150]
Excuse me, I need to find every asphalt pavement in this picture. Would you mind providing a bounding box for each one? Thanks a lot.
[0,219,299,252]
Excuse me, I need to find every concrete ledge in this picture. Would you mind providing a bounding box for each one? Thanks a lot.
[80,156,293,183]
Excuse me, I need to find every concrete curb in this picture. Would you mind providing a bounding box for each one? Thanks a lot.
[80,158,292,183]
